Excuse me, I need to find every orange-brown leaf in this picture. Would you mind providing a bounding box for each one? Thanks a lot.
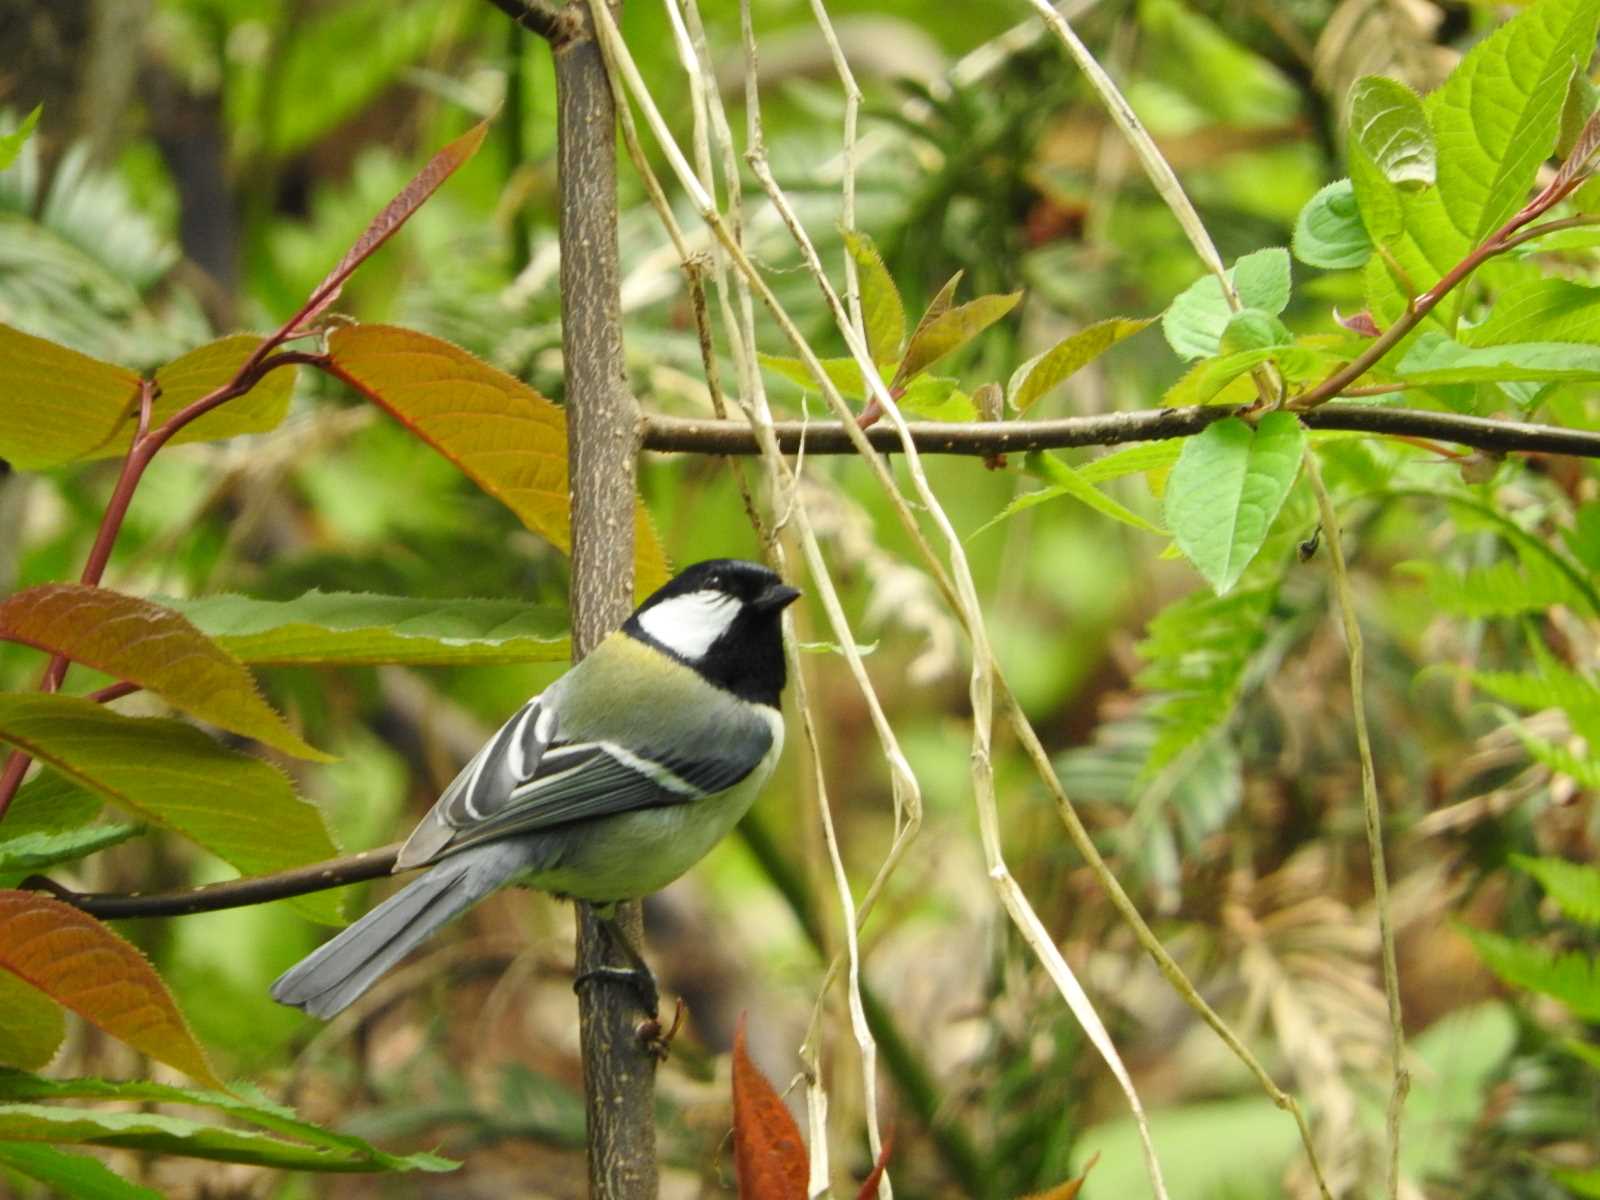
[853,1132,894,1200]
[731,1014,808,1200]
[0,584,329,762]
[0,890,221,1088]
[300,122,489,328]
[326,324,670,593]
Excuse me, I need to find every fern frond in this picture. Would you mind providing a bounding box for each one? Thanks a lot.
[1511,855,1600,928]
[1462,926,1600,1020]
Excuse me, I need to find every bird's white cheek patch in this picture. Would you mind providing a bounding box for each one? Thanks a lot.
[636,589,739,659]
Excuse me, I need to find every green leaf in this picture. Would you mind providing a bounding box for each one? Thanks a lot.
[0,1103,455,1173]
[1395,332,1600,384]
[0,695,342,924]
[1511,854,1600,926]
[327,324,669,595]
[0,324,140,470]
[1348,76,1436,188]
[757,354,865,397]
[1464,279,1600,347]
[1075,440,1184,485]
[1219,309,1292,353]
[1006,317,1153,412]
[896,375,976,421]
[0,973,65,1071]
[975,451,1164,538]
[1164,413,1306,593]
[1161,249,1291,360]
[1292,179,1374,269]
[0,891,221,1087]
[0,105,42,173]
[891,291,1021,389]
[1462,925,1600,1019]
[1428,0,1600,246]
[841,229,906,365]
[1471,659,1600,746]
[1399,545,1593,617]
[164,590,569,666]
[0,1141,163,1200]
[0,820,140,875]
[0,1072,457,1174]
[146,335,298,453]
[0,584,329,761]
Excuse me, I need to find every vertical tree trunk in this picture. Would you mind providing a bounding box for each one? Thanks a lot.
[552,3,660,1195]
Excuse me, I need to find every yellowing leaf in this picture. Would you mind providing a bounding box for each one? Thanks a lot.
[0,695,342,924]
[1008,318,1153,411]
[326,325,669,594]
[0,324,139,469]
[147,335,298,452]
[842,229,906,365]
[0,584,329,761]
[892,290,1021,390]
[0,972,65,1070]
[0,890,220,1087]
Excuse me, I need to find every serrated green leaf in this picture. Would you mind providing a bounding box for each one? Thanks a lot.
[1515,727,1600,789]
[0,105,42,173]
[1429,0,1600,246]
[841,229,905,366]
[1349,76,1436,188]
[0,695,342,924]
[1399,553,1590,617]
[0,1141,163,1200]
[1219,309,1292,354]
[0,821,141,875]
[1164,413,1306,593]
[1396,332,1600,384]
[1511,854,1600,926]
[0,324,140,469]
[1464,279,1600,347]
[891,291,1020,388]
[1162,249,1290,360]
[1292,179,1374,269]
[163,590,569,666]
[0,1072,457,1174]
[1007,317,1152,411]
[1462,925,1600,1019]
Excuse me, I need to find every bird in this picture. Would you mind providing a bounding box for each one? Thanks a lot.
[271,558,799,1019]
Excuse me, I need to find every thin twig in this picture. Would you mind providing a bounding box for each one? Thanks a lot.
[1305,451,1408,1199]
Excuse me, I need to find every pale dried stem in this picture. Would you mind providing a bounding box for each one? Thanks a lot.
[1306,451,1408,1200]
[595,2,1178,1192]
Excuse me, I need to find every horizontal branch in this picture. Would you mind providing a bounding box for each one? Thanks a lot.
[641,403,1600,460]
[23,843,403,919]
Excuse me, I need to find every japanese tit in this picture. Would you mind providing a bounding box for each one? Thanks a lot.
[271,559,799,1019]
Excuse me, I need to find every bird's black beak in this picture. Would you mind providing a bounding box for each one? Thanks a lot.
[755,582,802,613]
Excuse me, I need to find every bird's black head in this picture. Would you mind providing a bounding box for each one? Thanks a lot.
[623,559,800,706]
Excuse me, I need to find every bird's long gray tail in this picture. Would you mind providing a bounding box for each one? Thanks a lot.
[271,845,522,1019]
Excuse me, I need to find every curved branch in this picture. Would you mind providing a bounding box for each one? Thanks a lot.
[22,844,402,919]
[642,403,1600,459]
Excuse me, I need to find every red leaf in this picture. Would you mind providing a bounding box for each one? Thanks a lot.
[296,121,489,330]
[732,1014,808,1200]
[0,890,221,1088]
[853,1131,894,1200]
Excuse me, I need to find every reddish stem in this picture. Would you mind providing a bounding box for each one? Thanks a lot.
[0,352,325,823]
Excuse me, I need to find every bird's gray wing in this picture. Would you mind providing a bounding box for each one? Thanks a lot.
[394,696,772,869]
